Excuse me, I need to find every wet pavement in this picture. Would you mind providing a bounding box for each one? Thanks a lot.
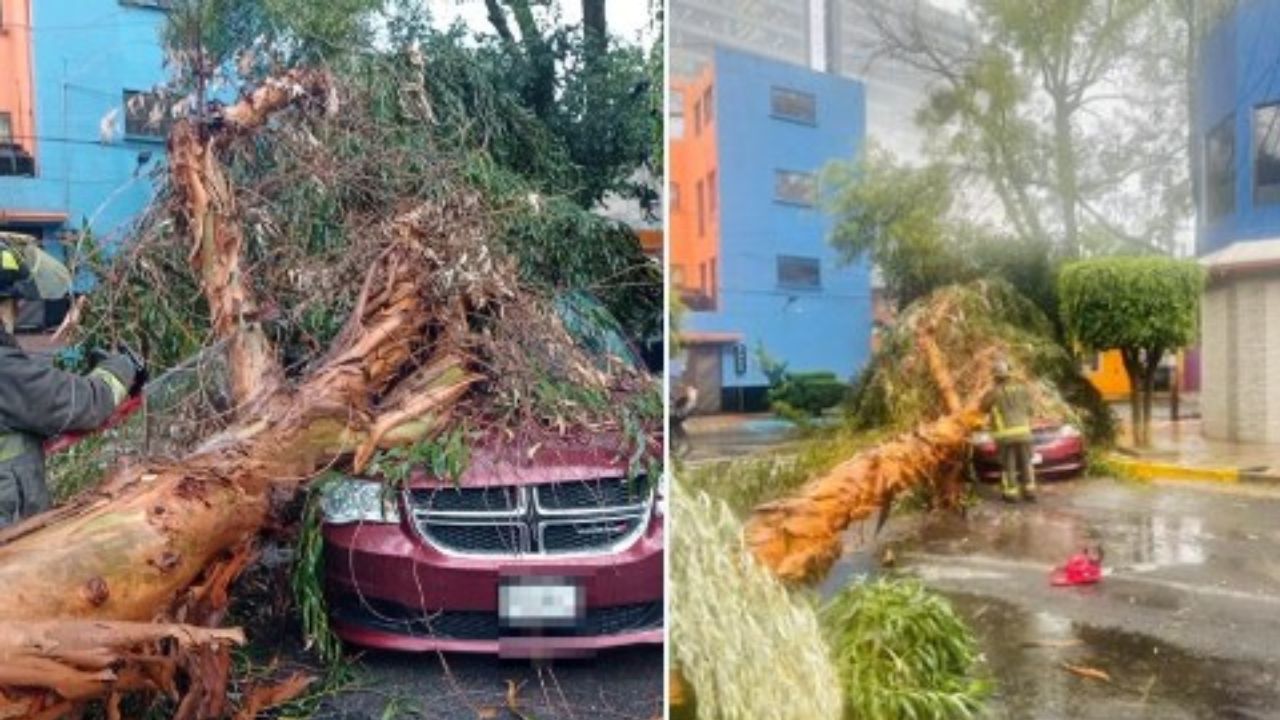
[823,478,1280,719]
[312,646,663,719]
[682,414,802,464]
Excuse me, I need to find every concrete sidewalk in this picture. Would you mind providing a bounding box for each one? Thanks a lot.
[1110,399,1280,483]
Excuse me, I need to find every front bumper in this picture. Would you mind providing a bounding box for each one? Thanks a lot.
[323,514,664,657]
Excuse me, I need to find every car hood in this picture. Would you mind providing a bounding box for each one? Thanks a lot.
[407,430,660,489]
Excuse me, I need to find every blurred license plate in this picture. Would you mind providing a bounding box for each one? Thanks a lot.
[499,578,582,629]
[1032,453,1044,465]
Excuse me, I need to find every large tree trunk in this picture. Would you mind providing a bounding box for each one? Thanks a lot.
[0,70,477,717]
[745,324,995,583]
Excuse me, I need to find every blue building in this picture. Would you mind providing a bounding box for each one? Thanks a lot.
[0,0,170,328]
[1195,0,1280,442]
[672,46,871,412]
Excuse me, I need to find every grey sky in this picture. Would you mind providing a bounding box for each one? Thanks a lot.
[429,1,657,45]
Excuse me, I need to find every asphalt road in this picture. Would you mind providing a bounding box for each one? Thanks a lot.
[689,416,1280,719]
[311,645,663,719]
[826,479,1280,719]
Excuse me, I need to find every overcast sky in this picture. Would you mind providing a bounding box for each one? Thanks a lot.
[429,1,657,45]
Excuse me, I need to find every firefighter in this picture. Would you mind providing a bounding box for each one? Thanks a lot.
[982,358,1037,502]
[0,235,142,527]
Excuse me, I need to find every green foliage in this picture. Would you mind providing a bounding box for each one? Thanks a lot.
[1058,256,1203,354]
[292,474,343,664]
[848,281,1115,445]
[758,346,850,420]
[671,481,844,720]
[826,147,972,308]
[681,426,883,518]
[768,371,848,418]
[821,579,991,720]
[365,428,471,488]
[824,147,1065,327]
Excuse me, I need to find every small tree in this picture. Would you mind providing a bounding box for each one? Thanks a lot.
[1058,257,1202,446]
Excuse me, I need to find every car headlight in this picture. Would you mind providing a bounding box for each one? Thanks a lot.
[320,477,401,525]
[655,471,668,518]
[970,431,994,446]
[1058,424,1082,439]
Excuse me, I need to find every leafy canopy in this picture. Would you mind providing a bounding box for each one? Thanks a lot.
[1058,256,1203,352]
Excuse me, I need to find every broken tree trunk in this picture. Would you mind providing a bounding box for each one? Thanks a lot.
[745,326,997,584]
[0,71,478,717]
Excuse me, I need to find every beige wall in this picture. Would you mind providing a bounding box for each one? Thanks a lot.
[1202,272,1280,442]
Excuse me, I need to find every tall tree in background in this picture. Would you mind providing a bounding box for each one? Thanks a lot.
[869,0,1192,257]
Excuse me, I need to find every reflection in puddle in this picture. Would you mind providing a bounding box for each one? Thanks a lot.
[946,593,1280,719]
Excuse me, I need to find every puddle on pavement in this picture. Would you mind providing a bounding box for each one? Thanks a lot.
[897,493,1214,575]
[947,592,1280,719]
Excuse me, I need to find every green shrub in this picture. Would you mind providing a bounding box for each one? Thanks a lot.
[769,371,849,416]
[822,579,991,720]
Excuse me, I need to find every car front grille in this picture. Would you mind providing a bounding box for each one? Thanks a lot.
[407,476,653,557]
[330,595,663,640]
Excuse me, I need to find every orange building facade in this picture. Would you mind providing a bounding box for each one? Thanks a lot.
[0,0,36,159]
[670,68,720,311]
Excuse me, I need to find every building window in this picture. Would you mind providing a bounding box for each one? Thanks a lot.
[702,86,714,126]
[119,0,175,9]
[774,169,816,206]
[707,169,717,215]
[696,179,705,236]
[0,113,12,144]
[123,90,172,141]
[669,90,685,140]
[1255,103,1280,206]
[777,256,821,289]
[670,181,680,212]
[699,262,707,293]
[709,257,717,301]
[771,86,816,125]
[1205,114,1235,220]
[693,98,702,136]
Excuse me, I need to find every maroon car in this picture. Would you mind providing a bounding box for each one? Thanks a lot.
[970,421,1086,482]
[321,435,664,658]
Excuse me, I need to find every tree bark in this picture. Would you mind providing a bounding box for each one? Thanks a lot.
[746,320,995,583]
[0,70,478,715]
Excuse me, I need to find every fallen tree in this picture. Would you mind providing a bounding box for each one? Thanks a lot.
[745,281,1087,582]
[0,63,655,719]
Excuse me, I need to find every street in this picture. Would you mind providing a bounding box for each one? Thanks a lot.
[694,420,1280,719]
[312,647,663,719]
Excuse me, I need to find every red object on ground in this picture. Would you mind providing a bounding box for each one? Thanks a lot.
[43,395,144,455]
[1050,550,1104,586]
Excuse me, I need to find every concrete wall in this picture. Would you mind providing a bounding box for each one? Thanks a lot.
[685,47,871,392]
[0,0,168,250]
[1196,0,1280,255]
[1201,273,1280,442]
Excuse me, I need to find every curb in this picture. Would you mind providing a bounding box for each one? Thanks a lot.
[1107,454,1280,484]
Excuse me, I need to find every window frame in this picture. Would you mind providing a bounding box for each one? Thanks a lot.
[702,85,714,126]
[1204,113,1236,221]
[0,112,13,144]
[122,89,172,142]
[707,169,717,215]
[696,179,705,236]
[773,169,817,207]
[776,255,822,290]
[1254,101,1280,206]
[770,86,817,126]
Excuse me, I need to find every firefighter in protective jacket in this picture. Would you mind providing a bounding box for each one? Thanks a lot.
[0,234,141,527]
[981,358,1037,502]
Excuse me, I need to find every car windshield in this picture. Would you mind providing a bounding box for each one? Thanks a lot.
[554,291,642,370]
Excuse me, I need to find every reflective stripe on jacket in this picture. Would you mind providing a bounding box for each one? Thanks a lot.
[987,383,1033,443]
